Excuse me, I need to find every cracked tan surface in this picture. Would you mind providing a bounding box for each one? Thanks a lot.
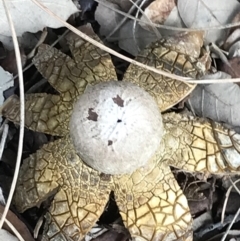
[123,40,198,111]
[2,25,240,241]
[15,137,112,240]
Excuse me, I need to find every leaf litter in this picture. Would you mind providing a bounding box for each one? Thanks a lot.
[0,0,78,49]
[177,0,240,44]
[1,0,240,240]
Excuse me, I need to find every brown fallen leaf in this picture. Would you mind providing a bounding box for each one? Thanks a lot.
[0,48,26,82]
[164,31,205,58]
[0,204,34,241]
[140,0,176,29]
[220,56,240,86]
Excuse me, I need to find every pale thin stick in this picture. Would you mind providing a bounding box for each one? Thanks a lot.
[221,183,231,224]
[31,0,191,83]
[210,43,231,67]
[131,0,161,39]
[221,178,240,223]
[0,0,25,230]
[27,27,48,59]
[131,0,161,53]
[105,0,142,41]
[207,230,240,241]
[132,0,142,53]
[0,215,25,241]
[221,207,240,241]
[230,178,240,194]
[33,216,43,239]
[195,78,240,83]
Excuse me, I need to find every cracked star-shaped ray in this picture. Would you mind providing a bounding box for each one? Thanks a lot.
[14,137,113,241]
[33,26,117,102]
[0,94,72,136]
[113,149,192,241]
[123,41,198,112]
[112,112,240,241]
[65,25,117,82]
[161,112,240,174]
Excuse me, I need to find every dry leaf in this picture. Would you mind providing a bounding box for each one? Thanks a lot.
[0,66,14,123]
[229,40,240,58]
[220,56,240,80]
[163,31,204,58]
[95,0,121,38]
[0,66,13,107]
[178,0,240,44]
[0,229,19,241]
[160,6,185,36]
[188,72,240,129]
[140,0,176,28]
[119,20,205,56]
[0,48,26,75]
[118,20,158,56]
[106,0,138,12]
[0,0,77,47]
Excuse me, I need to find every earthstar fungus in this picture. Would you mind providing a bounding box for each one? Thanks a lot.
[1,25,240,241]
[70,81,163,174]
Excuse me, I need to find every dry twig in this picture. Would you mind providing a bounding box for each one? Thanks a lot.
[0,0,25,237]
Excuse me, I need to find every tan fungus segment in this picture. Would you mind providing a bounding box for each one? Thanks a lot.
[123,39,202,111]
[113,148,192,241]
[12,109,240,241]
[33,25,117,101]
[14,137,112,241]
[161,113,240,174]
[123,32,209,112]
[112,113,240,241]
[1,94,72,136]
[1,25,240,241]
